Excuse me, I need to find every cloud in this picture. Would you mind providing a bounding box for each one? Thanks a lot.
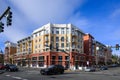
[0,0,86,51]
[10,0,85,25]
[0,0,86,42]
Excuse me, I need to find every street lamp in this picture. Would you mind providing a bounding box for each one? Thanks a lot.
[96,46,99,66]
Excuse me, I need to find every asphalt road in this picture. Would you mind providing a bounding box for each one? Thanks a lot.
[0,67,120,80]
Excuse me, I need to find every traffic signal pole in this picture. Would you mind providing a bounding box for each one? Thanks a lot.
[0,7,10,20]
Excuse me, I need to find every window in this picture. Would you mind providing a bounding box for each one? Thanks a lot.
[61,37,64,42]
[39,32,41,36]
[32,57,37,61]
[61,28,64,34]
[35,34,37,37]
[66,37,69,42]
[56,37,59,42]
[51,36,54,41]
[35,40,37,43]
[65,56,69,60]
[58,56,62,61]
[39,39,41,42]
[39,56,44,61]
[52,56,56,60]
[67,28,69,34]
[45,36,48,41]
[56,43,59,47]
[35,45,37,49]
[61,43,64,48]
[45,30,49,34]
[56,28,59,34]
[66,43,69,47]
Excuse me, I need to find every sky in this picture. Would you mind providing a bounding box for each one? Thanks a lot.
[0,0,120,55]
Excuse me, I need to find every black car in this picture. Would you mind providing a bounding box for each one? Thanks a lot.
[100,66,108,70]
[5,64,19,72]
[40,65,64,75]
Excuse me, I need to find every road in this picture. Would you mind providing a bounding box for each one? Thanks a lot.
[0,67,120,80]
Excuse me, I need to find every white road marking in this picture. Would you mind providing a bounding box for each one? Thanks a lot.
[12,76,22,79]
[22,79,28,80]
[5,75,10,77]
[5,75,28,80]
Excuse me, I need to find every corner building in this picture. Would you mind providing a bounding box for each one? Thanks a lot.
[32,23,85,70]
[15,23,86,70]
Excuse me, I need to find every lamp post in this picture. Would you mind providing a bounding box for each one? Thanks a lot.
[96,46,99,67]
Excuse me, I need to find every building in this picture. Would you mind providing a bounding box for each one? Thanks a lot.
[13,23,112,70]
[83,33,96,66]
[15,23,86,70]
[4,41,17,64]
[14,36,33,67]
[0,52,4,64]
[104,45,112,65]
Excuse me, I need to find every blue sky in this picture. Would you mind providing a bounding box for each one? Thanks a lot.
[0,0,120,55]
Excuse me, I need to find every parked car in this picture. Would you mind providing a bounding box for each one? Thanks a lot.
[100,66,108,70]
[5,64,19,72]
[40,65,64,75]
[0,63,6,70]
[111,64,118,67]
[84,67,96,72]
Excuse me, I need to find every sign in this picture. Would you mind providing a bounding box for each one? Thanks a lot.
[87,61,89,65]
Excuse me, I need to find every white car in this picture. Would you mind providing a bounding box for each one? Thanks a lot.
[84,67,96,72]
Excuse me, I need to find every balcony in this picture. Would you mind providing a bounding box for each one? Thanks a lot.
[45,38,49,42]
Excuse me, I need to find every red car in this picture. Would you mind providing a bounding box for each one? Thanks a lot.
[0,63,6,70]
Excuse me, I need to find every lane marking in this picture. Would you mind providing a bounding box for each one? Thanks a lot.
[5,75,10,77]
[22,79,28,80]
[12,76,22,79]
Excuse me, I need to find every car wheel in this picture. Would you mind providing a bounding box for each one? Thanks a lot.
[60,71,64,74]
[8,69,11,72]
[40,71,44,75]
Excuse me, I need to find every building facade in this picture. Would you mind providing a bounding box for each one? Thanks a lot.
[4,41,17,64]
[83,33,96,66]
[12,23,112,70]
[14,23,86,70]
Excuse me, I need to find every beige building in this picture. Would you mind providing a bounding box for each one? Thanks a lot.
[15,23,85,70]
[4,41,17,64]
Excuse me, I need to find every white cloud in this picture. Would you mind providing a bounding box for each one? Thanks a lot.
[10,0,85,25]
[0,0,86,43]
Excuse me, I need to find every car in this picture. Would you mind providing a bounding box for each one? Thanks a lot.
[40,65,64,75]
[84,67,96,72]
[100,66,108,70]
[5,64,19,72]
[111,64,118,67]
[0,63,6,70]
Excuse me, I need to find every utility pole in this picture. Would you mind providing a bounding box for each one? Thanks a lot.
[0,6,12,33]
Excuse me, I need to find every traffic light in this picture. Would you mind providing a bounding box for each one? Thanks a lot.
[0,22,4,32]
[116,44,119,50]
[7,11,12,26]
